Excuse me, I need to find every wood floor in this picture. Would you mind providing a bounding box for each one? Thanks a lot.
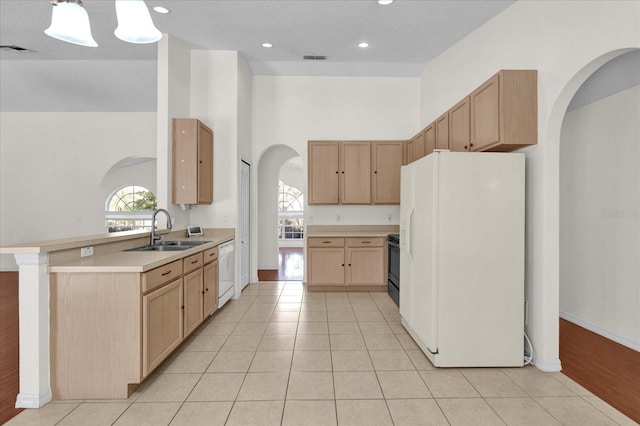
[259,248,303,282]
[0,271,22,425]
[560,318,640,424]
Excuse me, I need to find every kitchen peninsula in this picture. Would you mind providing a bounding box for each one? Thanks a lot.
[1,228,234,404]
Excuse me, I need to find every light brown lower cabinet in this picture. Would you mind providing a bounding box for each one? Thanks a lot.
[203,258,219,315]
[307,237,386,291]
[143,278,184,377]
[51,245,223,400]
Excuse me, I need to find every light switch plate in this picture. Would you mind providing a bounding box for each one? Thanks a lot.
[80,246,94,257]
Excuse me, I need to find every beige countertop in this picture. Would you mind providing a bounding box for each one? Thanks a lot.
[2,228,234,273]
[306,225,399,238]
[50,231,234,273]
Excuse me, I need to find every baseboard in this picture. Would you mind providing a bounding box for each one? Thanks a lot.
[15,389,52,409]
[560,311,640,351]
[560,318,640,424]
[532,357,562,372]
[257,269,279,281]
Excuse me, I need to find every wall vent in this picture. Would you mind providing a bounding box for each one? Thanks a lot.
[303,55,327,60]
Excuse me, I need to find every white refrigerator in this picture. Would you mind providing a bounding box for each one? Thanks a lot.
[400,150,525,367]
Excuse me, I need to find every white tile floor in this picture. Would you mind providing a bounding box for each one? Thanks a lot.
[7,281,638,426]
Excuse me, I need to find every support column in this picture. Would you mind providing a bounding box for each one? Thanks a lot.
[14,253,51,408]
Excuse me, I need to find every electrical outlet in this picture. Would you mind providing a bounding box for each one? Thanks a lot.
[387,214,393,222]
[80,246,94,257]
[336,214,341,222]
[223,214,229,222]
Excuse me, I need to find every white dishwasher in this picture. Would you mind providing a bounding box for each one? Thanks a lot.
[218,240,235,308]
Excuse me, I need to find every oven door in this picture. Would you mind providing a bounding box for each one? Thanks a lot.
[387,235,400,306]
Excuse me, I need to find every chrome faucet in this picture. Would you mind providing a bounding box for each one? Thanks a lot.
[150,208,172,246]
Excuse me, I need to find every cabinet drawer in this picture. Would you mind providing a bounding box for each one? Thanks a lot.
[142,260,183,293]
[347,237,384,247]
[203,247,219,264]
[183,252,204,274]
[308,237,345,248]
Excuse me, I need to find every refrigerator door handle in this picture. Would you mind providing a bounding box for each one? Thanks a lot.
[407,207,414,260]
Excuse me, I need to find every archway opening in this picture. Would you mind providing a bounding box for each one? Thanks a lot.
[558,49,640,421]
[256,145,303,281]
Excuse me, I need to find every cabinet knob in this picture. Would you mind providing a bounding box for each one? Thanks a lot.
[342,264,345,267]
[470,143,474,147]
[464,145,468,150]
[341,171,344,174]
[374,171,377,174]
[335,171,339,174]
[348,263,352,266]
[201,290,205,295]
[205,288,209,292]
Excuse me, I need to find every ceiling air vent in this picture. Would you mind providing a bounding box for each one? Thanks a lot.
[0,45,32,52]
[303,55,327,60]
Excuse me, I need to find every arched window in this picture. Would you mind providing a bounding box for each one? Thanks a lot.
[105,185,157,233]
[278,181,304,240]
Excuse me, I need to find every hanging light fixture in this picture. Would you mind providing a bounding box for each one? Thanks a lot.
[44,0,98,47]
[114,0,162,44]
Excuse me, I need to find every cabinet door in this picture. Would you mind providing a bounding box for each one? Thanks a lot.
[372,141,403,204]
[470,73,500,151]
[173,119,214,205]
[414,131,426,160]
[143,278,183,377]
[197,122,214,203]
[183,269,204,337]
[341,142,371,204]
[307,248,345,285]
[308,141,340,204]
[346,247,385,286]
[424,125,435,157]
[407,139,416,164]
[203,260,219,316]
[435,113,449,149]
[449,97,470,152]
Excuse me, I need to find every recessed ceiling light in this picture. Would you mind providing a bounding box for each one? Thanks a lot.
[262,42,273,48]
[153,6,170,14]
[378,0,394,5]
[358,42,370,48]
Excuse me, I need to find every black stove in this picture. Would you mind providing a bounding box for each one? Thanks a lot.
[387,234,400,306]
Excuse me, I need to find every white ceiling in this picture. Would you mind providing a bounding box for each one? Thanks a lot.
[1,0,514,75]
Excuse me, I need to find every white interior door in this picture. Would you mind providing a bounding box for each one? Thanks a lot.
[240,160,250,288]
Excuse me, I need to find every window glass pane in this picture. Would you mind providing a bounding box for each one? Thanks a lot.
[105,186,157,233]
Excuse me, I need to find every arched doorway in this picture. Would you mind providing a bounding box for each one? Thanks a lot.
[557,49,640,422]
[256,145,302,281]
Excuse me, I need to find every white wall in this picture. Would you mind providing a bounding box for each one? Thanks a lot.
[418,0,640,370]
[0,112,156,270]
[157,34,191,229]
[252,76,418,269]
[560,85,640,350]
[188,50,239,229]
[279,158,304,191]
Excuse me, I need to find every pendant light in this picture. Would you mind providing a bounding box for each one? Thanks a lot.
[44,0,98,47]
[114,0,162,44]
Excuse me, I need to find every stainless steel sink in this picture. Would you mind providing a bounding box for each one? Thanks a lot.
[125,240,211,252]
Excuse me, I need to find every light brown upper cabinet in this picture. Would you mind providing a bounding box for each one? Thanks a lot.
[341,142,371,204]
[435,112,450,149]
[470,70,538,152]
[449,96,471,152]
[172,118,214,205]
[308,141,374,205]
[407,131,426,164]
[308,141,340,204]
[424,124,436,157]
[309,140,403,205]
[372,141,403,204]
